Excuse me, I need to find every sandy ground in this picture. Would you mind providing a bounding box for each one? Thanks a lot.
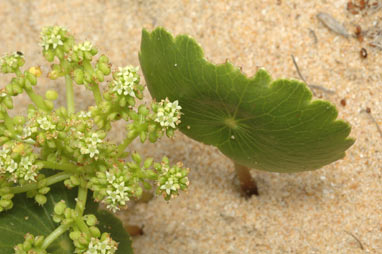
[1,0,382,253]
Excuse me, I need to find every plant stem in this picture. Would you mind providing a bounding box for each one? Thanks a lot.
[74,185,90,234]
[3,112,15,135]
[25,89,50,112]
[41,224,69,250]
[90,83,102,106]
[116,131,138,157]
[234,162,258,197]
[65,75,75,114]
[9,172,70,194]
[75,185,87,216]
[124,224,143,236]
[39,160,79,173]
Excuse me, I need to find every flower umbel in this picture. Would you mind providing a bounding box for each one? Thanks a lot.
[85,234,118,254]
[0,52,25,73]
[112,66,140,97]
[40,26,67,51]
[156,157,189,200]
[154,98,182,129]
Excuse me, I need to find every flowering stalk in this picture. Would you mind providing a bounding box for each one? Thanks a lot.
[65,75,75,114]
[0,26,189,253]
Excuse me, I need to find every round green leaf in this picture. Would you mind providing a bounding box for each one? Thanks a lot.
[139,27,354,173]
[0,182,133,254]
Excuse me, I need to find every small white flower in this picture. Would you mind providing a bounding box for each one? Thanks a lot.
[154,99,182,129]
[76,41,93,52]
[103,167,132,212]
[112,66,139,97]
[78,132,102,159]
[85,236,118,254]
[37,116,56,131]
[0,52,23,69]
[6,159,18,174]
[158,162,189,199]
[78,111,92,118]
[40,26,67,51]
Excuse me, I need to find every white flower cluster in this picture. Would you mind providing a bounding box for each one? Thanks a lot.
[85,235,118,254]
[112,66,139,97]
[0,148,38,183]
[154,99,182,129]
[40,26,67,51]
[37,116,56,131]
[78,111,92,119]
[11,155,38,182]
[0,52,23,69]
[0,148,17,174]
[78,132,103,159]
[158,162,189,199]
[73,41,93,52]
[104,170,131,212]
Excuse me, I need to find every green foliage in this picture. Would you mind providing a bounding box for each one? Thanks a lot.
[139,27,355,173]
[0,183,133,254]
[0,26,189,253]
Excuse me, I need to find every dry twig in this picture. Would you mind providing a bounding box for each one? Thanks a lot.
[291,55,336,95]
[317,12,350,38]
[344,230,364,250]
[360,108,382,139]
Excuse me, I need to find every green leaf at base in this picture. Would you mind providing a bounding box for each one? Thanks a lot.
[0,183,133,254]
[139,27,355,173]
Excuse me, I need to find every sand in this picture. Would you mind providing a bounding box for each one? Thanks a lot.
[0,0,381,253]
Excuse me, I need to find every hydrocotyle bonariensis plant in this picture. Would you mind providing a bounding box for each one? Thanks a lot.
[0,26,189,254]
[139,27,354,196]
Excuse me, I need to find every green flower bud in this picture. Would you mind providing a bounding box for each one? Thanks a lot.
[132,152,141,164]
[35,194,47,205]
[25,71,37,86]
[73,69,84,84]
[99,55,109,63]
[95,69,104,82]
[3,96,13,109]
[143,158,153,169]
[85,214,97,226]
[45,90,58,100]
[89,226,101,238]
[54,201,66,215]
[91,47,98,55]
[43,49,55,62]
[33,236,44,248]
[139,131,146,143]
[38,186,50,195]
[0,199,12,209]
[84,51,93,61]
[98,62,110,75]
[69,231,81,240]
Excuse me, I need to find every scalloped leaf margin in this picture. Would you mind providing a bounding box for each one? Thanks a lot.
[139,27,355,173]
